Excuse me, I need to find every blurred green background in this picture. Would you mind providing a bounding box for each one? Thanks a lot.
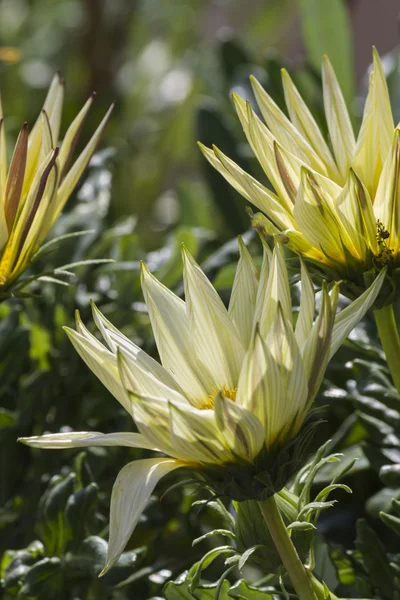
[2,0,400,598]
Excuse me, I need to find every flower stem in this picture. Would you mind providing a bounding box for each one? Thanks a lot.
[258,495,317,600]
[374,303,400,395]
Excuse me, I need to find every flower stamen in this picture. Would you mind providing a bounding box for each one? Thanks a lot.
[203,386,237,409]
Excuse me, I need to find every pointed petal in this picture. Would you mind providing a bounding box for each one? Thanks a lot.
[252,243,272,328]
[232,93,295,211]
[329,268,386,359]
[102,458,182,575]
[19,431,156,450]
[293,168,348,265]
[23,74,63,196]
[141,262,212,405]
[281,69,340,182]
[0,147,59,282]
[10,148,60,275]
[127,394,176,455]
[168,401,233,464]
[302,283,338,406]
[91,303,185,397]
[64,326,132,415]
[335,169,378,261]
[228,237,259,347]
[182,246,245,389]
[116,346,187,404]
[0,124,7,252]
[373,129,400,257]
[295,259,316,348]
[236,327,287,448]
[322,55,356,179]
[354,48,394,197]
[39,111,54,162]
[58,94,94,180]
[42,73,64,144]
[214,392,264,461]
[0,106,7,201]
[266,306,309,438]
[258,244,292,338]
[4,123,28,232]
[250,75,330,177]
[199,143,295,230]
[48,103,114,232]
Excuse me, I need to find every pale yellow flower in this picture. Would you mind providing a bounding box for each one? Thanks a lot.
[200,49,398,284]
[0,74,112,289]
[20,242,384,574]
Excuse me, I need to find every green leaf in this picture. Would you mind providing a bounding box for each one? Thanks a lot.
[380,511,400,537]
[19,557,61,596]
[366,487,400,518]
[64,482,99,542]
[228,579,275,599]
[37,472,76,555]
[287,521,316,532]
[296,0,355,103]
[188,546,236,593]
[164,572,231,599]
[238,545,265,570]
[193,529,235,546]
[355,519,394,598]
[380,464,400,486]
[298,501,336,520]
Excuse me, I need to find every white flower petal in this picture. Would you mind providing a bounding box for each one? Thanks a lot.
[214,392,264,462]
[302,283,338,406]
[102,458,182,575]
[295,259,315,349]
[281,68,340,182]
[168,402,233,464]
[266,307,309,438]
[141,262,212,406]
[354,48,394,197]
[19,431,156,450]
[182,247,245,390]
[373,129,400,256]
[335,169,378,260]
[91,301,184,394]
[200,143,295,230]
[64,326,132,416]
[322,55,356,179]
[116,347,187,404]
[228,237,259,347]
[236,328,287,448]
[250,75,329,177]
[258,244,292,338]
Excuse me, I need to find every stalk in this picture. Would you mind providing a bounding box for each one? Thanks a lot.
[374,303,400,395]
[258,495,317,600]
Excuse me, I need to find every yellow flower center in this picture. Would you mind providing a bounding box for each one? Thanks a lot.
[202,386,237,409]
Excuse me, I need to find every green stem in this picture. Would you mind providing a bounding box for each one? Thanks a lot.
[374,303,400,395]
[258,496,317,600]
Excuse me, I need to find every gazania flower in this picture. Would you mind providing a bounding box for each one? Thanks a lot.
[20,242,384,574]
[199,48,397,287]
[0,74,112,289]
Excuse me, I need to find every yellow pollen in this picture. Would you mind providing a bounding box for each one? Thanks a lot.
[203,386,237,409]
